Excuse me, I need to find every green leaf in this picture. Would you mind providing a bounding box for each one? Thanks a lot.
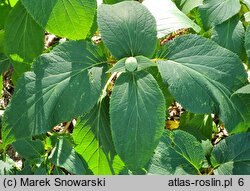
[11,60,31,85]
[142,0,200,38]
[201,139,213,159]
[245,25,250,66]
[110,71,166,170]
[12,139,44,162]
[73,97,125,175]
[158,34,248,133]
[0,75,2,98]
[147,67,175,108]
[231,84,250,130]
[180,114,213,140]
[0,30,5,53]
[97,1,157,59]
[199,0,241,30]
[53,167,65,175]
[147,130,205,175]
[48,136,86,175]
[0,53,10,73]
[211,133,250,175]
[17,162,32,175]
[108,56,157,73]
[4,1,44,63]
[8,0,18,7]
[34,163,48,175]
[212,16,245,58]
[21,0,96,40]
[3,41,107,143]
[173,0,203,14]
[0,1,11,29]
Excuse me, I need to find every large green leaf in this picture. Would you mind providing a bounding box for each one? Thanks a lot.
[245,25,250,66]
[231,84,250,130]
[73,97,125,175]
[142,0,200,38]
[4,1,44,62]
[48,136,86,175]
[0,30,5,53]
[211,133,250,175]
[199,0,241,30]
[0,1,11,29]
[12,139,44,162]
[158,34,248,133]
[147,130,205,175]
[97,1,157,59]
[21,0,96,40]
[173,0,203,14]
[212,16,245,58]
[3,41,107,144]
[110,71,166,170]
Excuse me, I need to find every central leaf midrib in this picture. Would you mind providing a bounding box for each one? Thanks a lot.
[171,140,201,173]
[129,73,140,156]
[76,99,114,174]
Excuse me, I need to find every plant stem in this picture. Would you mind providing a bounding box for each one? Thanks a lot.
[47,132,53,136]
[99,72,118,101]
[2,150,6,162]
[108,59,117,64]
[62,121,71,133]
[208,168,214,175]
[197,170,202,175]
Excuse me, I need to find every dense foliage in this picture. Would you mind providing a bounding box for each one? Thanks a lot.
[0,0,250,175]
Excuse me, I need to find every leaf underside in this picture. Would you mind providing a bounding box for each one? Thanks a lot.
[73,97,125,175]
[4,2,44,62]
[21,0,96,39]
[143,0,200,38]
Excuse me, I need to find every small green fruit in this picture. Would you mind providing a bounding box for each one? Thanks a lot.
[125,57,138,72]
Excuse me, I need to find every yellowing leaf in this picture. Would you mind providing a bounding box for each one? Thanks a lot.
[166,120,180,130]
